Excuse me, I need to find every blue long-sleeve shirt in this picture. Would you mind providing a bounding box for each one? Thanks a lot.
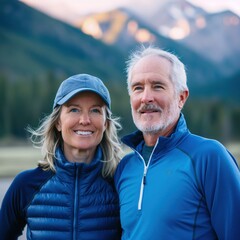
[115,114,240,240]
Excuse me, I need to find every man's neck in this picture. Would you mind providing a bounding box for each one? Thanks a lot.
[143,122,177,146]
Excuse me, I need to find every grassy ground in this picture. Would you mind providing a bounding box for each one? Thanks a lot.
[0,146,41,178]
[0,143,239,178]
[0,143,238,240]
[226,142,240,166]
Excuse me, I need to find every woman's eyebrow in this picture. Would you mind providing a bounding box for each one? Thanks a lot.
[65,103,79,107]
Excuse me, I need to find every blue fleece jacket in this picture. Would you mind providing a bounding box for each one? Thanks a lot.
[0,147,121,240]
[114,114,240,240]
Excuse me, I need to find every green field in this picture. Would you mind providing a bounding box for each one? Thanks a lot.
[226,142,240,166]
[0,146,41,177]
[0,143,239,178]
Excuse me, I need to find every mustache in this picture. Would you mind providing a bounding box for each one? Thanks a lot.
[137,104,162,113]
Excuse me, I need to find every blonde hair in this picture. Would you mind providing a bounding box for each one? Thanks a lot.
[27,106,122,177]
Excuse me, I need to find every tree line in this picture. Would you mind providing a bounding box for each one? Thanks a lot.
[0,74,240,144]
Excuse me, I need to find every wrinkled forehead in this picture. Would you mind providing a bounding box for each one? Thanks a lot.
[131,55,171,77]
[130,56,172,83]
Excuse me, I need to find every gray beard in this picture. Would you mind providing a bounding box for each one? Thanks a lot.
[132,101,180,135]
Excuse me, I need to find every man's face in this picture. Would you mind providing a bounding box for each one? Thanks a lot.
[129,55,187,144]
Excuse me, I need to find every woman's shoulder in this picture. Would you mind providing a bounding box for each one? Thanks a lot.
[15,167,53,184]
[9,167,55,197]
[1,167,55,216]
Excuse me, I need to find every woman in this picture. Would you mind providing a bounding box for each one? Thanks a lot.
[0,74,122,240]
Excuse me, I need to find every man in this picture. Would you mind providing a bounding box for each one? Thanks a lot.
[114,46,240,239]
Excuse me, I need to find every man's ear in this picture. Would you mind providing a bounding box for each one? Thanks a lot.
[178,90,189,109]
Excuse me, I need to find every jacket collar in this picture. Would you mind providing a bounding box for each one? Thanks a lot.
[121,113,189,154]
[54,146,103,181]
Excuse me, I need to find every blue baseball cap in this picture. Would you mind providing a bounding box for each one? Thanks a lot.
[53,74,111,109]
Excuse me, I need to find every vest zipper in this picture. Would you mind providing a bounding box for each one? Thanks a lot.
[73,166,79,240]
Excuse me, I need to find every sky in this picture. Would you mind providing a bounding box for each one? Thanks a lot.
[21,0,240,25]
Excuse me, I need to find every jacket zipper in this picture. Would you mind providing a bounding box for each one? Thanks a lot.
[137,159,147,210]
[136,140,158,210]
[73,167,79,240]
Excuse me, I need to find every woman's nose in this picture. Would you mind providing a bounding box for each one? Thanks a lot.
[79,113,91,125]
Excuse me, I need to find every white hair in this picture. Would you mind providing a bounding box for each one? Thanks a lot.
[126,45,188,94]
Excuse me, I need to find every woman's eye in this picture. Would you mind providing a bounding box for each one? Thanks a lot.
[70,108,79,113]
[90,108,101,114]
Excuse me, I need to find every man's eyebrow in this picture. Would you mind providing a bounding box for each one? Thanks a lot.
[131,79,165,86]
[131,81,142,87]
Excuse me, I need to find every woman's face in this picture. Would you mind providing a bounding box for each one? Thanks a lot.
[56,91,107,163]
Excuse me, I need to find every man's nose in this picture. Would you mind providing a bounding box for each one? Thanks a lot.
[141,88,154,103]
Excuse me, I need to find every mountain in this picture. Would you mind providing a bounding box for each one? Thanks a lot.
[180,10,240,77]
[128,0,240,77]
[73,1,240,100]
[74,8,225,94]
[0,0,133,137]
[0,0,125,82]
[1,0,239,100]
[0,0,239,141]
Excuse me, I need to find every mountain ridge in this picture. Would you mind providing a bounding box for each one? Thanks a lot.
[74,0,240,79]
[0,0,240,141]
[1,0,239,101]
[0,0,126,81]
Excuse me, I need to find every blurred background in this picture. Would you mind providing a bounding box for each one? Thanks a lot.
[0,0,240,214]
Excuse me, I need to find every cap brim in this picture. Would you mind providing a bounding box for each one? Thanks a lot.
[56,88,109,108]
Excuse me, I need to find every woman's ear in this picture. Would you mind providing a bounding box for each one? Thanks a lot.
[56,120,62,132]
[104,108,109,131]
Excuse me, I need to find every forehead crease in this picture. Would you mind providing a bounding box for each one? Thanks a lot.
[131,77,165,85]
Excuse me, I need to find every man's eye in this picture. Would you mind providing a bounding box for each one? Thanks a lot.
[154,85,164,90]
[132,86,143,91]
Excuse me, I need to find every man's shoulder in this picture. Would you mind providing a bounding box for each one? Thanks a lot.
[180,133,224,152]
[178,133,237,166]
[119,151,136,166]
[114,151,136,181]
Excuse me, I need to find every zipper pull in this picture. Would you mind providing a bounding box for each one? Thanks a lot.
[143,174,147,185]
[143,166,147,185]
